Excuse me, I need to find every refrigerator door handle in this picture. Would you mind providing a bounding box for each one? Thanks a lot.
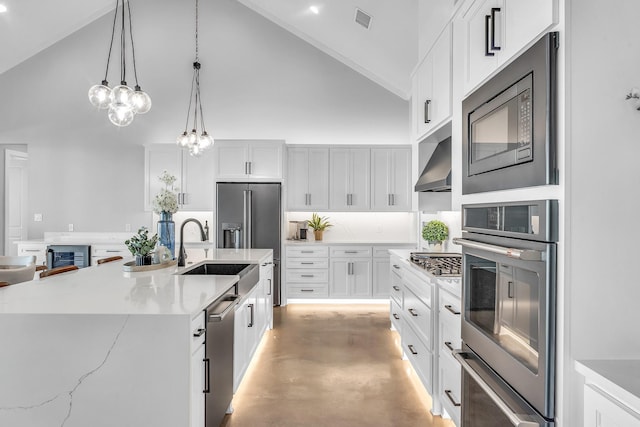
[243,190,253,249]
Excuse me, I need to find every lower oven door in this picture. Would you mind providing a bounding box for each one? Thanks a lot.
[457,233,556,419]
[455,348,554,427]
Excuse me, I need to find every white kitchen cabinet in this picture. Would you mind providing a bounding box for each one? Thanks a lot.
[371,147,412,211]
[438,286,462,425]
[413,24,452,141]
[190,311,206,427]
[144,144,214,211]
[233,285,258,392]
[286,146,329,210]
[460,0,556,95]
[285,245,329,299]
[329,148,370,210]
[214,140,284,181]
[260,257,274,330]
[584,384,640,427]
[330,258,372,298]
[418,0,455,60]
[16,242,47,267]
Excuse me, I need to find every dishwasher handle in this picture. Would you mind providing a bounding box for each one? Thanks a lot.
[208,295,240,322]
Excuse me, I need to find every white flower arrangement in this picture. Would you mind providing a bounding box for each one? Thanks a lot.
[152,170,179,214]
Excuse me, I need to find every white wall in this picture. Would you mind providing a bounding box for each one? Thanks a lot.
[0,0,409,239]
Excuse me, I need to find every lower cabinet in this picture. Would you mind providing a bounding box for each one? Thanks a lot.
[438,285,462,425]
[329,258,372,298]
[234,286,258,392]
[190,344,206,427]
[584,384,640,427]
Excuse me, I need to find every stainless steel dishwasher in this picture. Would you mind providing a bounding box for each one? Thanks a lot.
[204,292,239,427]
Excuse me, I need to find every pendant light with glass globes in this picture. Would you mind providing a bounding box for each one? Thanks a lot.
[88,0,151,127]
[177,0,214,156]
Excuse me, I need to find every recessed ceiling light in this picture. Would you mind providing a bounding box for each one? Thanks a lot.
[0,5,8,13]
[309,5,319,15]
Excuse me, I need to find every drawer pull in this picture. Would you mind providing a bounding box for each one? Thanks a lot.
[444,341,454,352]
[407,344,418,355]
[300,274,315,278]
[445,305,461,315]
[193,328,206,338]
[408,308,418,317]
[300,289,314,292]
[300,262,314,265]
[392,285,401,292]
[445,389,461,407]
[301,250,314,253]
[344,250,358,254]
[393,313,400,320]
[24,249,41,252]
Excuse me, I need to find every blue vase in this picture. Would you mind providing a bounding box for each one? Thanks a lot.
[157,211,175,259]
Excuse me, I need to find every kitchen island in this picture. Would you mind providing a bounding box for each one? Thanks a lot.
[0,248,273,427]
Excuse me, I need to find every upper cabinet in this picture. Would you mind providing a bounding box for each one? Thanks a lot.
[144,144,214,212]
[418,0,455,62]
[460,0,557,95]
[329,148,371,211]
[371,147,412,211]
[413,24,452,142]
[287,147,329,211]
[214,140,284,181]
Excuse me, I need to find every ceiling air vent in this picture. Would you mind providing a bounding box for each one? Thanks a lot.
[354,8,372,30]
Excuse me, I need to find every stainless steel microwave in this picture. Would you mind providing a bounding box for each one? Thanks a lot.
[462,32,559,194]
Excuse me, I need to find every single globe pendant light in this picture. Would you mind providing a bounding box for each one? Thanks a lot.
[88,0,151,126]
[177,0,213,156]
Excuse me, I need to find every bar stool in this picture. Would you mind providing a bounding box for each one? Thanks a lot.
[97,256,123,265]
[0,256,37,284]
[39,265,79,278]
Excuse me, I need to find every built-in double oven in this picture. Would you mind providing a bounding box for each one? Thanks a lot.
[454,200,557,427]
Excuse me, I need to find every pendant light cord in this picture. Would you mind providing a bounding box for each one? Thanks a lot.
[120,0,126,84]
[103,0,120,82]
[127,0,141,88]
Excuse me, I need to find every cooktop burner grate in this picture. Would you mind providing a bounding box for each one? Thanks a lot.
[409,252,462,277]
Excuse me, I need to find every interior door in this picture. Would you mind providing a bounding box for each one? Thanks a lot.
[5,150,28,256]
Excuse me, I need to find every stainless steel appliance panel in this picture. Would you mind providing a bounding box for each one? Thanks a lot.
[46,245,91,269]
[455,347,554,427]
[462,32,558,194]
[458,232,556,419]
[216,183,282,305]
[204,292,239,427]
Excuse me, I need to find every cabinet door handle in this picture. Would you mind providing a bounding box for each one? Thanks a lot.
[193,328,206,337]
[408,308,418,317]
[267,278,272,296]
[507,281,514,299]
[444,341,455,352]
[392,285,401,292]
[445,305,461,315]
[248,303,254,328]
[348,262,354,275]
[445,390,462,407]
[307,193,312,205]
[424,99,431,123]
[407,344,418,355]
[393,264,400,269]
[203,358,210,393]
[388,193,392,206]
[393,313,400,320]
[490,8,502,51]
[244,161,249,174]
[485,14,495,57]
[392,194,396,206]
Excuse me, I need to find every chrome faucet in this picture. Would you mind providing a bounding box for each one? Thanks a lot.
[178,218,208,267]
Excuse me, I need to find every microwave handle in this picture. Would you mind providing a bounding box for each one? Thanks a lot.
[453,238,542,261]
[454,351,539,427]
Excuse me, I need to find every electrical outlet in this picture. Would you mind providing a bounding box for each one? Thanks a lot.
[68,224,74,232]
[34,213,43,222]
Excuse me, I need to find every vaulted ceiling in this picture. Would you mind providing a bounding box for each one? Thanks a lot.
[0,0,417,99]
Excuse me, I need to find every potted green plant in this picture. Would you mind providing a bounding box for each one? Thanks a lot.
[307,213,332,241]
[422,220,449,251]
[125,227,159,266]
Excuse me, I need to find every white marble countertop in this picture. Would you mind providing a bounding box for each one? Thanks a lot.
[575,359,640,412]
[284,240,416,245]
[0,249,273,316]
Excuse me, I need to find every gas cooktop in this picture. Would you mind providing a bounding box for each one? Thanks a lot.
[409,252,462,277]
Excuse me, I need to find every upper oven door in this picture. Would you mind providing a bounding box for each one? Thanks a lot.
[462,32,558,195]
[457,233,556,419]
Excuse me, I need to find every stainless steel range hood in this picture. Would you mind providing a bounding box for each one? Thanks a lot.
[414,137,451,192]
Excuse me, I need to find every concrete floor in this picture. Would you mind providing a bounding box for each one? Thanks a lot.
[221,304,455,427]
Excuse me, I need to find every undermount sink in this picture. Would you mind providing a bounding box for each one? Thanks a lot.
[179,262,259,297]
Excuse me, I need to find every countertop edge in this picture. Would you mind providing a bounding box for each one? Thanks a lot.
[575,359,640,413]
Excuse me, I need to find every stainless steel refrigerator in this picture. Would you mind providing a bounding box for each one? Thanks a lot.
[216,182,282,305]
